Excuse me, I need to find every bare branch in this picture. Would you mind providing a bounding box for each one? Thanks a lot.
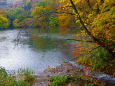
[36,11,75,19]
[65,39,93,42]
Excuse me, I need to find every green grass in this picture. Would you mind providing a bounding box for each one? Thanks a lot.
[0,67,35,86]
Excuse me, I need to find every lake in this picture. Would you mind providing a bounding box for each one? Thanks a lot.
[0,29,75,73]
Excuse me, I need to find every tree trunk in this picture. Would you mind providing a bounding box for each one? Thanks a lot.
[69,0,115,58]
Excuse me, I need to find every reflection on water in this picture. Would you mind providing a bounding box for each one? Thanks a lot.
[0,30,74,73]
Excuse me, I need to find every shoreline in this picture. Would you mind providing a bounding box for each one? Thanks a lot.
[32,61,115,86]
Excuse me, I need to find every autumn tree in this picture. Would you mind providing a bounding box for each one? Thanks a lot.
[31,0,59,29]
[59,0,115,73]
[13,19,24,28]
[0,15,10,29]
[7,6,24,28]
[0,9,7,17]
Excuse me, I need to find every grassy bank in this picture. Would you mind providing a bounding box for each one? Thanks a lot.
[0,67,35,86]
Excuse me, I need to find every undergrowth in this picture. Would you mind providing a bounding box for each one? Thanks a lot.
[49,74,99,86]
[0,67,35,86]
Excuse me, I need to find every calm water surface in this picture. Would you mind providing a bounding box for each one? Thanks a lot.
[0,30,74,73]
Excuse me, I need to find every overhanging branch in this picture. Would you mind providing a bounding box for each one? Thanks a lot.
[65,39,93,42]
[69,0,115,57]
[36,11,75,19]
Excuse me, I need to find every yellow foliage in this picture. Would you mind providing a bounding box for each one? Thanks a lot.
[0,15,9,29]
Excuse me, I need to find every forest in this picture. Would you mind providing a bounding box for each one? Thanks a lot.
[0,0,115,86]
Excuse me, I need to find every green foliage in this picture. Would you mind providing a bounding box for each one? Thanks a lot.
[49,74,97,86]
[37,1,47,7]
[0,67,15,86]
[18,68,35,85]
[7,6,24,28]
[15,6,23,15]
[78,47,112,71]
[11,80,28,86]
[31,6,45,17]
[31,0,60,28]
[18,68,34,77]
[0,67,34,86]
[49,16,59,27]
[22,18,33,27]
[7,9,16,21]
[7,6,24,21]
[15,6,24,20]
[50,75,73,86]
